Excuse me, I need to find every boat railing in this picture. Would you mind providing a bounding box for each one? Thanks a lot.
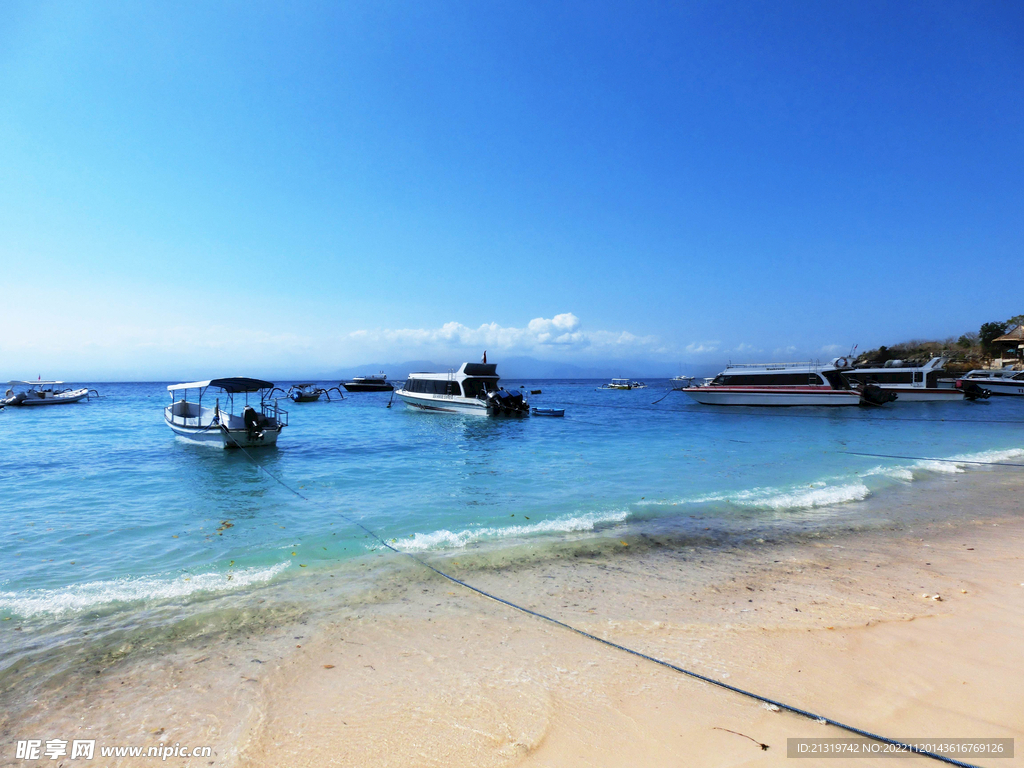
[261,399,289,427]
[725,361,823,371]
[167,401,214,429]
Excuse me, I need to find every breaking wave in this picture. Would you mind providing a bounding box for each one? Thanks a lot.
[0,563,291,618]
[690,481,871,511]
[393,509,631,552]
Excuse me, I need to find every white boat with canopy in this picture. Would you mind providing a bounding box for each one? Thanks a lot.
[396,362,529,415]
[3,381,91,406]
[165,378,288,448]
[599,378,646,390]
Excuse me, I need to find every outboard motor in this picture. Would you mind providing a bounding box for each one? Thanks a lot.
[956,380,991,401]
[860,383,898,406]
[486,388,530,415]
[3,389,27,406]
[243,406,265,440]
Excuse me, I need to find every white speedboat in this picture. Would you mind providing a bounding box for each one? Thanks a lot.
[600,378,643,390]
[683,359,891,406]
[396,363,529,415]
[842,358,966,402]
[958,368,1024,396]
[342,373,393,392]
[3,381,91,406]
[165,378,288,448]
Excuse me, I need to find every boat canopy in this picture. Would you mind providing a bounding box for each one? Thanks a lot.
[167,378,275,393]
[461,363,498,377]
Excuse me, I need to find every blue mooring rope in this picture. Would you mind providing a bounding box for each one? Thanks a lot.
[224,433,985,768]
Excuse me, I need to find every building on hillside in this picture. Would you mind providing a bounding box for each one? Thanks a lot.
[992,325,1024,367]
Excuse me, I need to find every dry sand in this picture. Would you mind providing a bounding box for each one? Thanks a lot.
[3,473,1023,767]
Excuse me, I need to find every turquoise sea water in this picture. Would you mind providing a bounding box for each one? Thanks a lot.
[2,380,1023,627]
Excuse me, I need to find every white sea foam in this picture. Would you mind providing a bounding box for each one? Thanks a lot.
[861,464,915,482]
[0,563,290,618]
[911,447,1024,476]
[393,510,631,552]
[691,481,871,511]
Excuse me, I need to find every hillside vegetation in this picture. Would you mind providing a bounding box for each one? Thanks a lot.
[854,315,1024,372]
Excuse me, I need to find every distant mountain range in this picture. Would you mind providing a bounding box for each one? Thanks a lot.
[317,356,715,381]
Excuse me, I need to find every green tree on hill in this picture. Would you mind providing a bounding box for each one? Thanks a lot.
[957,331,978,349]
[979,321,1008,355]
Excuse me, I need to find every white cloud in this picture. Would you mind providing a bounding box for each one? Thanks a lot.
[0,311,668,379]
[685,341,720,354]
[772,345,799,358]
[348,314,659,357]
[820,343,845,354]
[733,343,761,354]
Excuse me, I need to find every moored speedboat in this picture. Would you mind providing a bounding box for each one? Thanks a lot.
[165,378,288,448]
[842,358,965,402]
[600,378,642,390]
[396,363,529,415]
[342,373,393,392]
[683,359,884,406]
[957,368,1024,396]
[3,381,91,406]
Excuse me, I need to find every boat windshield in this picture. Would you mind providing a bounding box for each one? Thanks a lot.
[462,377,497,398]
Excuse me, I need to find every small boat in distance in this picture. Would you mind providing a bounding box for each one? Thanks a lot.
[342,373,393,392]
[599,378,646,390]
[165,378,288,448]
[3,381,91,406]
[288,383,323,402]
[683,359,893,406]
[396,363,529,415]
[532,407,565,417]
[958,368,1024,396]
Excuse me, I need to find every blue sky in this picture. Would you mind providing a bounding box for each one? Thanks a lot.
[2,1,1022,379]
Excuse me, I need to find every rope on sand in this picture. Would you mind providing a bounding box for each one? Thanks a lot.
[224,434,984,768]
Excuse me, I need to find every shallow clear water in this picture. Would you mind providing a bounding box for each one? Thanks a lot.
[2,380,1023,622]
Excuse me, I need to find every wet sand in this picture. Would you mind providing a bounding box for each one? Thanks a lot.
[3,470,1023,767]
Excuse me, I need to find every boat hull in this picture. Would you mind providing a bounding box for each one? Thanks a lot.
[396,390,491,415]
[342,382,393,392]
[532,408,565,417]
[961,380,1024,396]
[165,417,283,448]
[683,387,861,406]
[873,387,963,402]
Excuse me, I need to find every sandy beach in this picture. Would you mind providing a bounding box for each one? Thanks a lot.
[3,470,1023,767]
